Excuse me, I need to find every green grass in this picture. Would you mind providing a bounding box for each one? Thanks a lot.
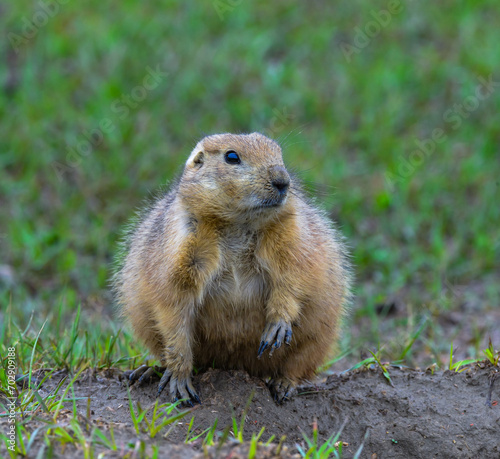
[2,0,499,362]
[1,0,500,457]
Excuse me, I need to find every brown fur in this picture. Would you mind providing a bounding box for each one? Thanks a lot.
[113,132,351,397]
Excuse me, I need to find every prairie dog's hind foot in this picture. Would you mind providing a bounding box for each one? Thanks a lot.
[125,365,200,406]
[267,377,296,404]
[157,369,201,406]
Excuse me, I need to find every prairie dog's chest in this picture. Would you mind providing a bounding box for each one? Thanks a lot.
[206,231,267,304]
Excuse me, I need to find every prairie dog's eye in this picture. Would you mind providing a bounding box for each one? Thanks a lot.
[224,150,241,165]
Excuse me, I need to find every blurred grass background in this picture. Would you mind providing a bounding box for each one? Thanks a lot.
[1,0,499,370]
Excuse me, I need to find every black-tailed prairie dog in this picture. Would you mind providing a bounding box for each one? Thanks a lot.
[113,132,351,404]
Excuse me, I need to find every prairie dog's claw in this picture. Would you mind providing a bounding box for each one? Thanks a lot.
[267,377,296,404]
[157,369,201,406]
[258,320,292,358]
[128,365,165,385]
[128,365,200,406]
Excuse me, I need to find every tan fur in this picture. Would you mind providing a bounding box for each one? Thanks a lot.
[114,132,351,393]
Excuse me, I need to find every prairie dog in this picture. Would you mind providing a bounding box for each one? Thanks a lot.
[113,132,351,403]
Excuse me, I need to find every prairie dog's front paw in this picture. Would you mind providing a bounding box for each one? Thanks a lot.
[257,319,292,358]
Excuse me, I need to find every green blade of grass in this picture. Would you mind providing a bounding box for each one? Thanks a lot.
[399,316,428,361]
[28,319,47,390]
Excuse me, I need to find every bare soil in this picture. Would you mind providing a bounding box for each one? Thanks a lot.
[4,363,499,458]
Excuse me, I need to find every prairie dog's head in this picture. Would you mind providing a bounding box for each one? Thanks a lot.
[179,133,291,221]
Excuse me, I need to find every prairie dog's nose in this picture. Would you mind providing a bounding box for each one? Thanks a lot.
[269,165,290,194]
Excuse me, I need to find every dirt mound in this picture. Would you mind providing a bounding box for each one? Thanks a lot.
[171,365,500,458]
[4,364,499,458]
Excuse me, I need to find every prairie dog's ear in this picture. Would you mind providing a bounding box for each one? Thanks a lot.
[186,146,204,168]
